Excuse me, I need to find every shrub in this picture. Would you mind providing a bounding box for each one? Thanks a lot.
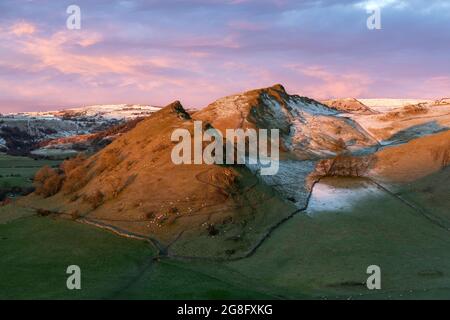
[207,224,219,236]
[111,174,137,198]
[34,166,63,197]
[334,138,347,152]
[70,210,80,220]
[62,165,89,194]
[36,208,53,216]
[41,175,63,197]
[145,211,155,220]
[96,148,122,172]
[1,198,12,206]
[60,153,86,175]
[84,190,104,209]
[69,194,80,202]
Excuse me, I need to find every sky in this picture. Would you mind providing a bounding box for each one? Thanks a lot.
[0,0,449,112]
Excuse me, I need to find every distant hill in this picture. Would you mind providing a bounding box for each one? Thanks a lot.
[322,98,376,115]
[0,104,160,157]
[358,99,433,112]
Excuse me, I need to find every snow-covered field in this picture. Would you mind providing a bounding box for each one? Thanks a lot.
[0,104,161,155]
[359,99,432,112]
[6,104,161,121]
[306,178,382,216]
[347,101,450,144]
[58,104,161,120]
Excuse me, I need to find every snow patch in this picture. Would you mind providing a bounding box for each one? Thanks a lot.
[247,159,317,209]
[287,96,338,116]
[8,104,161,121]
[30,148,78,158]
[0,104,161,153]
[306,178,382,216]
[359,99,432,112]
[63,104,161,120]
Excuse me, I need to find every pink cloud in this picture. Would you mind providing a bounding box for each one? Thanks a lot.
[9,21,37,36]
[6,29,194,82]
[287,64,373,99]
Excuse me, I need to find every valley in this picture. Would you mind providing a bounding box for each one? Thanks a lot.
[1,85,449,299]
[0,153,60,202]
[2,168,449,299]
[0,104,160,158]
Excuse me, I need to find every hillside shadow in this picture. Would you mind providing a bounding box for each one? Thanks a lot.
[383,121,449,145]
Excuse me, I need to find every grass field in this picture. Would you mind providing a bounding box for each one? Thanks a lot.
[396,167,450,229]
[0,215,275,299]
[0,153,60,192]
[1,166,449,299]
[226,174,450,299]
[0,154,275,299]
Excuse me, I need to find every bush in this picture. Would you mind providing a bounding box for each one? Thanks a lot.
[111,174,137,198]
[145,211,156,220]
[1,198,12,206]
[62,165,89,194]
[60,153,86,175]
[84,190,104,209]
[59,154,90,194]
[34,166,63,198]
[70,210,80,220]
[97,148,122,172]
[36,208,53,216]
[207,224,219,236]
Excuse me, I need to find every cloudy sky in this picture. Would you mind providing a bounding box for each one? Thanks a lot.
[0,0,449,112]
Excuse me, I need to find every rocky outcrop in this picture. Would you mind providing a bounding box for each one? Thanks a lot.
[194,84,378,159]
[307,155,375,189]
